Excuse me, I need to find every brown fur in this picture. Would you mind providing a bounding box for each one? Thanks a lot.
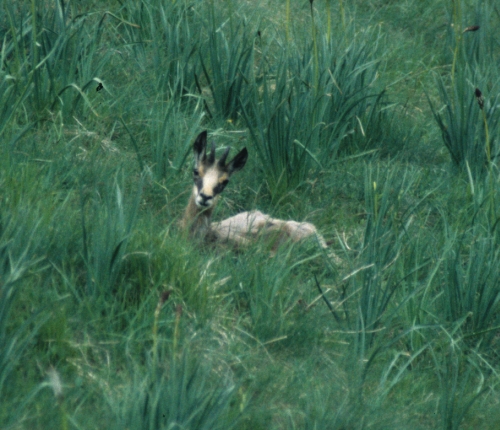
[181,131,337,259]
[181,193,216,240]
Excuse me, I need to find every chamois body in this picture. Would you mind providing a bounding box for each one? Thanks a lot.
[212,210,328,249]
[181,131,329,251]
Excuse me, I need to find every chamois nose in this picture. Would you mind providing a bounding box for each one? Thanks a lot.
[196,192,213,207]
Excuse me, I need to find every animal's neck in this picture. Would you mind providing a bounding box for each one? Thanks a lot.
[182,194,214,238]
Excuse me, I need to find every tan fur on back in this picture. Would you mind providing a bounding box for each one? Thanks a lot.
[212,210,329,250]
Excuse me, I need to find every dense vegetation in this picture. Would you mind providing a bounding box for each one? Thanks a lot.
[2,0,500,428]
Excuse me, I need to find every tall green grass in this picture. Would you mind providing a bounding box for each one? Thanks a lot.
[3,1,110,121]
[2,0,500,428]
[80,172,142,301]
[431,1,500,177]
[108,347,242,430]
[431,338,488,430]
[149,98,204,181]
[429,67,500,178]
[441,229,500,353]
[197,13,256,123]
[116,0,201,98]
[0,218,44,427]
[0,164,53,427]
[242,21,386,199]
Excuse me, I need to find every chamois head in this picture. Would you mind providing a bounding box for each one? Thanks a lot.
[191,131,248,209]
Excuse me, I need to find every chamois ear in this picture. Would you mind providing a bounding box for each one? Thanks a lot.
[226,147,248,174]
[193,131,208,162]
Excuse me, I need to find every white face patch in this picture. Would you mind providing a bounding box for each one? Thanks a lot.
[195,167,222,208]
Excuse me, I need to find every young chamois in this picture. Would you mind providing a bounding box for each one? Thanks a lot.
[181,131,329,251]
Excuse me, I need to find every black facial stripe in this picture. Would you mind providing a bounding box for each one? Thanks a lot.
[213,181,228,195]
[195,177,203,191]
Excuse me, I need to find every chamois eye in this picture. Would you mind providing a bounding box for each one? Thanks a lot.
[193,168,199,177]
[214,179,229,195]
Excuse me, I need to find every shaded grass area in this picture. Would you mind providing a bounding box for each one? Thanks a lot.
[2,0,500,429]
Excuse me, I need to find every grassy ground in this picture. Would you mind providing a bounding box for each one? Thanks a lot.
[2,0,500,428]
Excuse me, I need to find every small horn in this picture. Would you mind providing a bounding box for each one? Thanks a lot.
[218,147,231,167]
[207,140,216,164]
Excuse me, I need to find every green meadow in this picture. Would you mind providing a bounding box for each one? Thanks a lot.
[2,0,500,428]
